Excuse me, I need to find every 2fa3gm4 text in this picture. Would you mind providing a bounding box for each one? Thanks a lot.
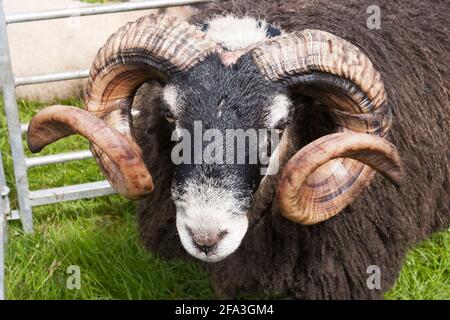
[175,304,274,317]
[218,304,274,315]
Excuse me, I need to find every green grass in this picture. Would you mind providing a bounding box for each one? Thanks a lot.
[385,231,450,300]
[6,200,212,299]
[0,97,449,299]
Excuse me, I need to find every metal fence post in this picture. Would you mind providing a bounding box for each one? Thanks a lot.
[0,151,9,242]
[0,151,9,300]
[0,189,4,300]
[0,0,33,233]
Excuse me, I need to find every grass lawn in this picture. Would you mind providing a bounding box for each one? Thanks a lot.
[1,97,449,300]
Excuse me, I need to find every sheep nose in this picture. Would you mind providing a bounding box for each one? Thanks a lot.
[190,229,228,255]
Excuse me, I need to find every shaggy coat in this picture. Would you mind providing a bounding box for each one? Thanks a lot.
[134,0,450,299]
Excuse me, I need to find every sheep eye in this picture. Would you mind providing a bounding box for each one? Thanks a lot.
[274,124,286,135]
[164,110,175,123]
[273,120,289,135]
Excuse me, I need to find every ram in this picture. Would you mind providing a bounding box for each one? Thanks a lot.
[27,0,449,299]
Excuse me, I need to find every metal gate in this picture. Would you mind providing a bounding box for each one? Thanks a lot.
[0,0,211,300]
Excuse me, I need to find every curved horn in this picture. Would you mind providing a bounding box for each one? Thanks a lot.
[277,132,403,225]
[28,105,152,199]
[27,14,217,198]
[251,29,403,224]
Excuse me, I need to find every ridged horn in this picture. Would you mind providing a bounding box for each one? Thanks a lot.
[277,132,403,224]
[27,105,152,198]
[27,14,218,199]
[251,29,403,224]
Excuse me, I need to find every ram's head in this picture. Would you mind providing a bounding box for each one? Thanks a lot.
[27,15,402,262]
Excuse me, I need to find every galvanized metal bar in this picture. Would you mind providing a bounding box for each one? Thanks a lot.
[0,192,4,300]
[0,0,33,233]
[0,156,9,305]
[15,70,89,87]
[6,0,211,24]
[25,150,93,168]
[7,210,19,221]
[0,151,7,300]
[0,151,10,219]
[29,181,115,206]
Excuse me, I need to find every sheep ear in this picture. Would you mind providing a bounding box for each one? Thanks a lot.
[251,29,403,224]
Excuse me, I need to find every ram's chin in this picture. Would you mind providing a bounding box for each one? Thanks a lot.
[176,213,249,263]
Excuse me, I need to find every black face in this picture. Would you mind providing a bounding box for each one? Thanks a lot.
[161,53,291,262]
[164,53,287,196]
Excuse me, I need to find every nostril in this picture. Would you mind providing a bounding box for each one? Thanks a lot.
[192,236,219,254]
[197,244,214,255]
[187,227,228,255]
